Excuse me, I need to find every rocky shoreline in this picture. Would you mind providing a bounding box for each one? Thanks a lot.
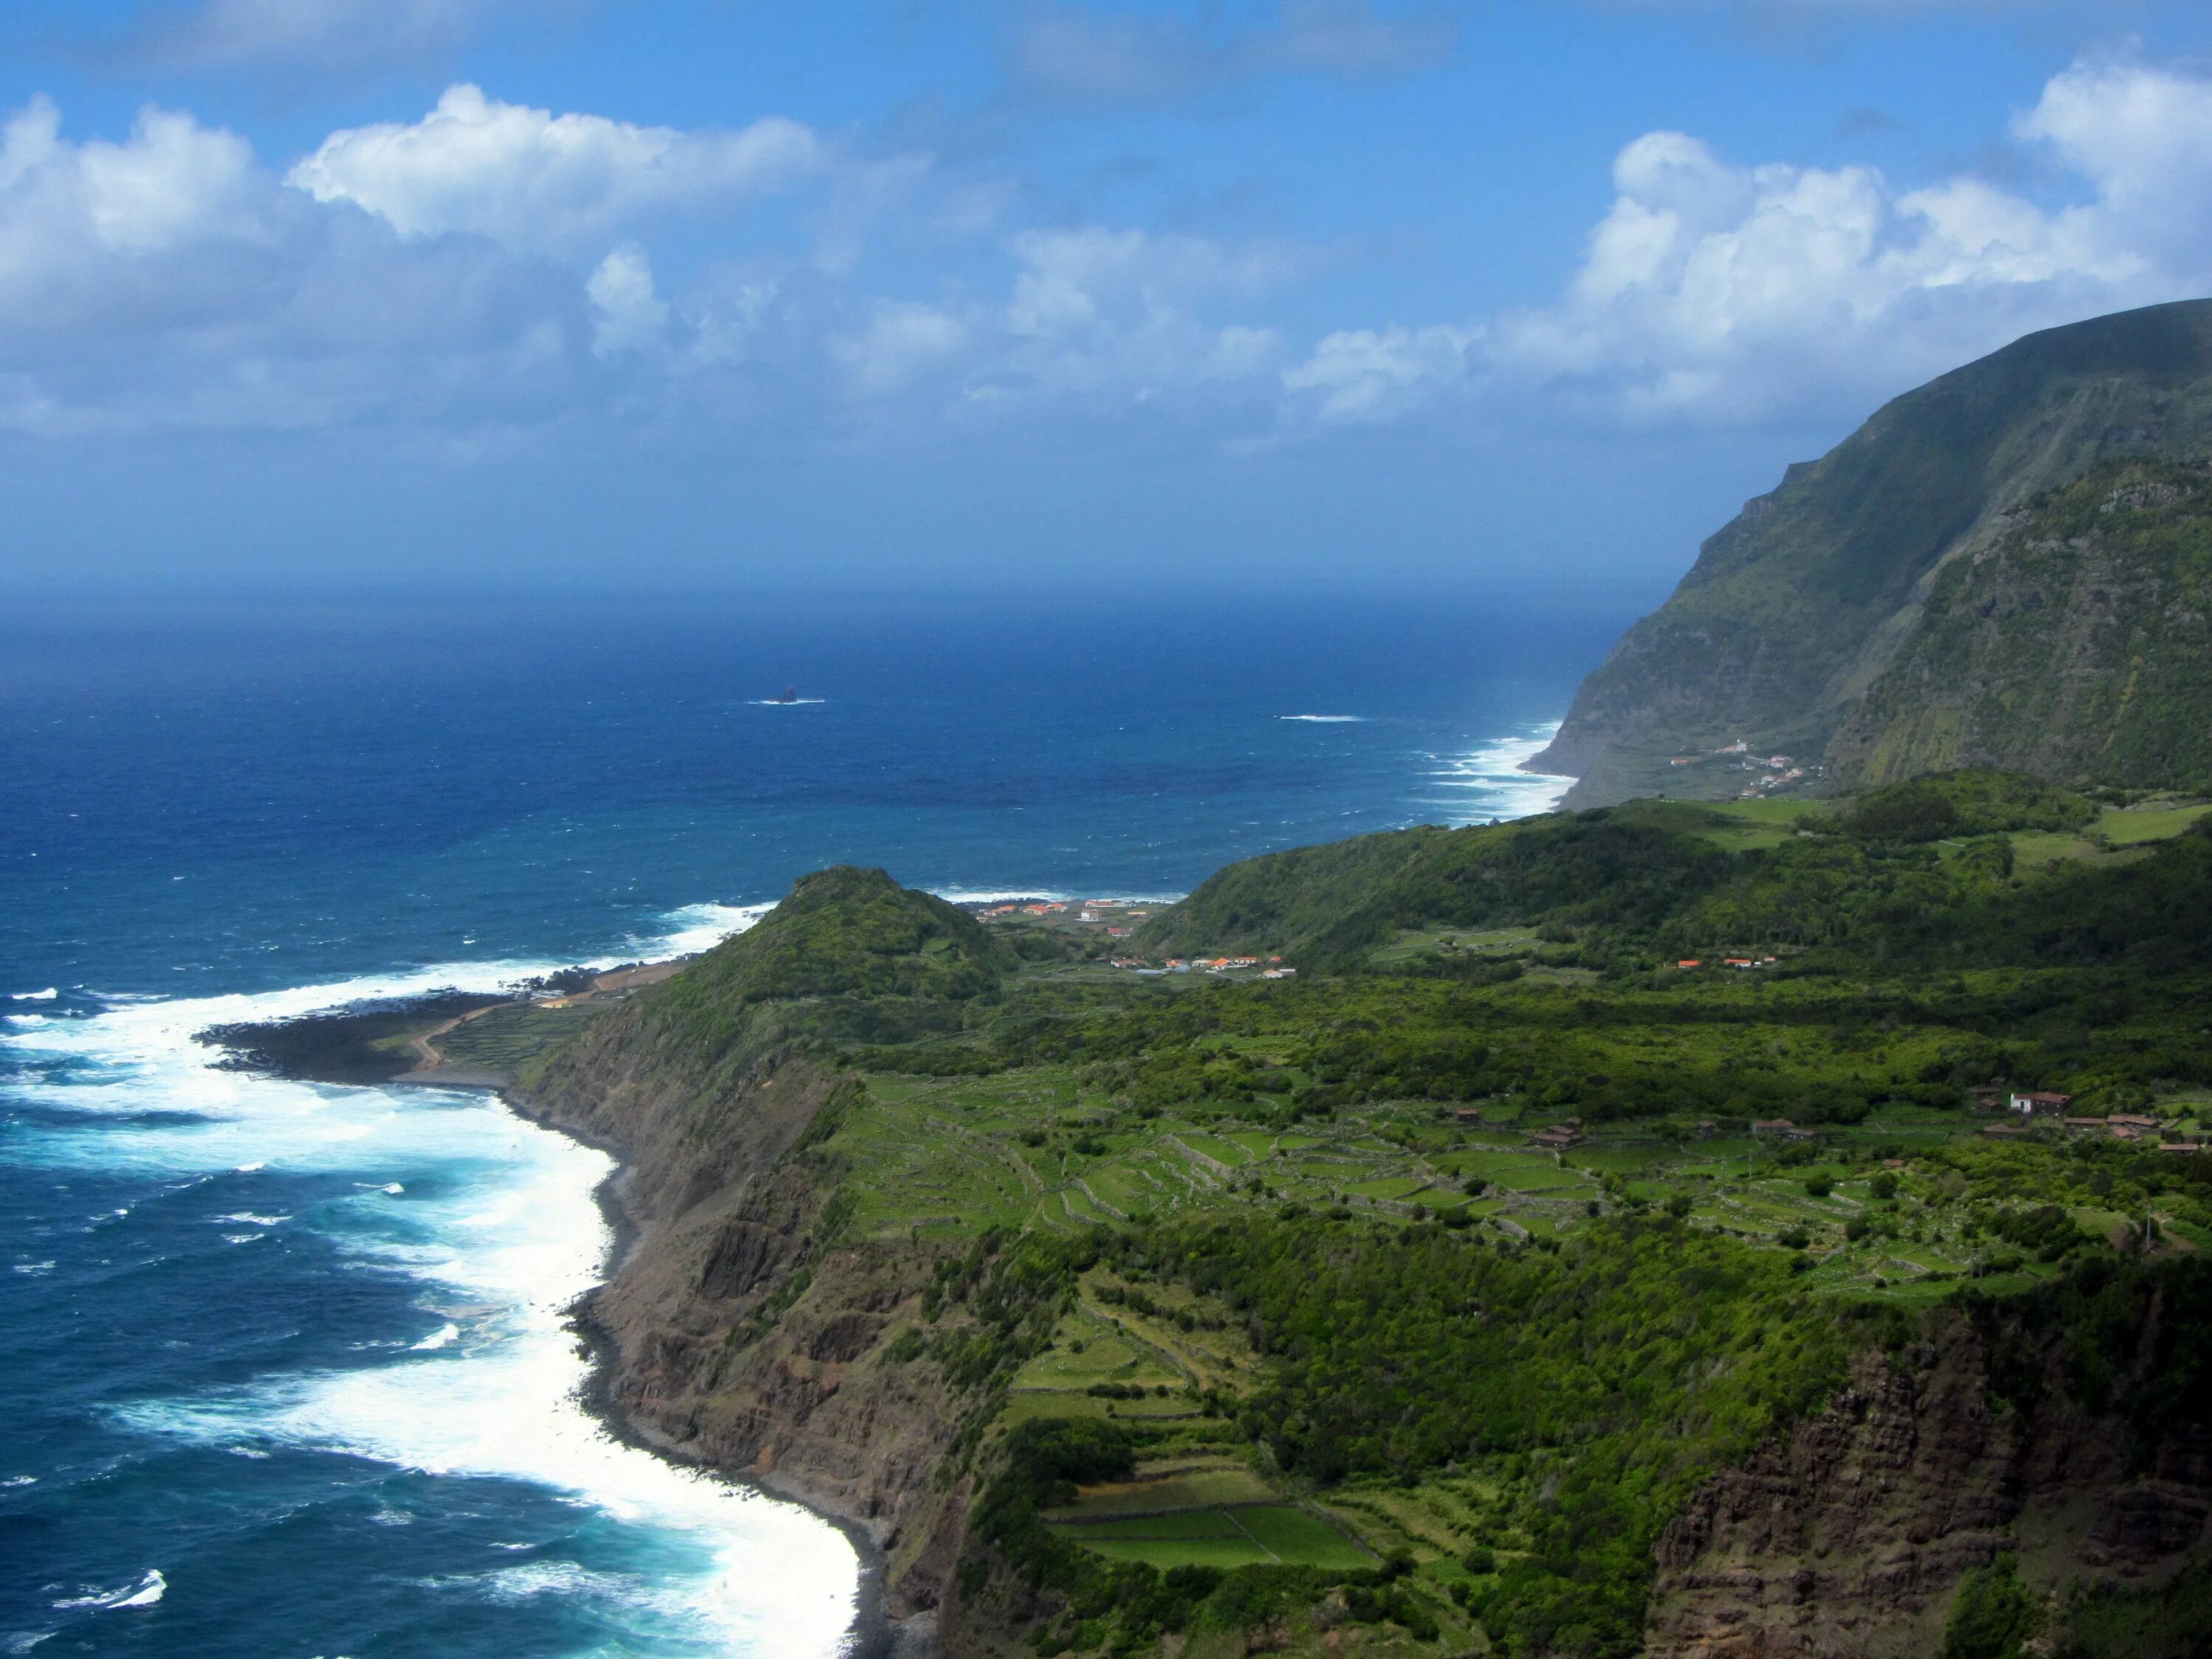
[198,984,933,1659]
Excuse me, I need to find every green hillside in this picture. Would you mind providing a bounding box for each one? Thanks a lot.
[641,863,1018,1064]
[1533,299,2212,805]
[1830,459,2212,790]
[375,779,2212,1659]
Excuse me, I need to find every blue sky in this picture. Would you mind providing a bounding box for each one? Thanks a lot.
[2,0,2209,597]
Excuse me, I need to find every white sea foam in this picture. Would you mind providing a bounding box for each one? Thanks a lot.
[1276,714,1363,723]
[52,1570,164,1611]
[411,1323,461,1351]
[928,887,1068,905]
[3,1475,36,1486]
[1424,722,1575,824]
[632,901,773,960]
[747,698,826,706]
[2,959,859,1658]
[10,988,57,1002]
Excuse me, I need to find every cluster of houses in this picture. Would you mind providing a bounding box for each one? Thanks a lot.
[1103,955,1294,978]
[1973,1085,2203,1150]
[1674,956,1780,969]
[1531,1119,1584,1151]
[1664,742,1812,797]
[978,900,1067,919]
[975,898,1150,939]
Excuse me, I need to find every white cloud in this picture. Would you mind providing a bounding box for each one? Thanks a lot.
[288,85,821,254]
[1286,51,2212,425]
[1284,324,1475,422]
[0,94,585,437]
[987,226,1287,396]
[834,302,971,397]
[586,245,667,358]
[829,226,1290,408]
[0,96,267,267]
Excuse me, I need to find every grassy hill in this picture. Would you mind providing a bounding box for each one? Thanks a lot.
[1533,299,2212,805]
[270,782,2212,1659]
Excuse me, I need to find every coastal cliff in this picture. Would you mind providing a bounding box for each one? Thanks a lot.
[218,790,2212,1658]
[512,869,1026,1643]
[1532,299,2212,806]
[1646,1291,2212,1658]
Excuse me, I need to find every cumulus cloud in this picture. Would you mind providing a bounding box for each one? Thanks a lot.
[0,94,281,350]
[829,226,1292,408]
[1282,324,1475,422]
[1287,51,2212,425]
[0,88,1290,441]
[0,94,588,437]
[987,226,1287,397]
[833,302,972,397]
[1011,0,1452,103]
[586,244,667,358]
[288,85,821,254]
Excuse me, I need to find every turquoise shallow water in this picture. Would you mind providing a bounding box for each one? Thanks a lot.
[0,590,1620,1656]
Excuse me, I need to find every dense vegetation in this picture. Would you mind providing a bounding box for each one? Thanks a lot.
[456,768,2212,1657]
[1839,460,2212,791]
[641,864,1018,1070]
[1532,299,2212,803]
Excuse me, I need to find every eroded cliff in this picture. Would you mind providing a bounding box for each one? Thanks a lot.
[1646,1295,2212,1658]
[510,869,1025,1644]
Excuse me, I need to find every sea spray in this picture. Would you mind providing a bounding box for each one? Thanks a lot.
[1,907,858,1658]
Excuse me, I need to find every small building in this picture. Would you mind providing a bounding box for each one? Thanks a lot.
[1722,957,1754,968]
[2063,1116,2107,1135]
[1531,1124,1583,1151]
[2163,1141,2203,1155]
[2108,1113,2161,1141]
[1454,1107,1485,1124]
[2010,1090,2075,1117]
[1750,1118,1802,1138]
[1694,1121,1718,1138]
[1677,959,1703,969]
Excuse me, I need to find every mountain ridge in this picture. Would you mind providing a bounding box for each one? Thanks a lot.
[1533,297,2212,805]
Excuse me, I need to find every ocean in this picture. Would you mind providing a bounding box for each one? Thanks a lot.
[0,588,1624,1657]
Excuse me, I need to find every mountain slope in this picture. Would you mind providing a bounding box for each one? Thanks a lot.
[1532,298,2212,805]
[1829,459,2212,790]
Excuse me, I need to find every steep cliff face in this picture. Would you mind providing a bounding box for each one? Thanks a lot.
[1646,1301,2212,1658]
[1828,462,2212,790]
[518,1024,975,1628]
[511,868,1022,1638]
[1534,299,2212,806]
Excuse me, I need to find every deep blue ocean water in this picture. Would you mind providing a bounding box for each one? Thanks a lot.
[0,590,1623,1657]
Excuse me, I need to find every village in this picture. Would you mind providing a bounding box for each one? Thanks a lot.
[1663,738,1818,797]
[967,895,1301,978]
